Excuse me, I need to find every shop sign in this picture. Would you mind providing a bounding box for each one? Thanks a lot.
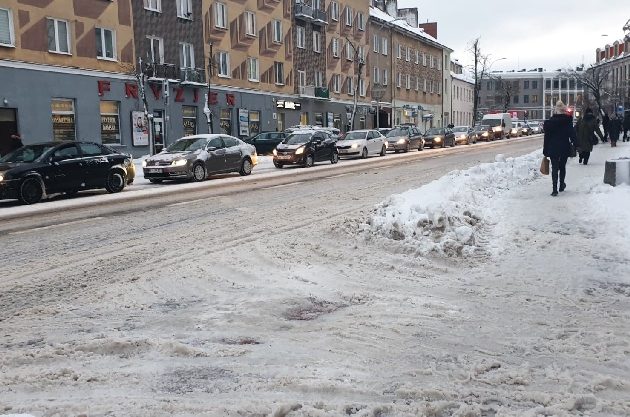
[227,94,236,107]
[238,108,249,137]
[131,111,149,146]
[183,119,196,136]
[101,115,119,134]
[276,100,301,110]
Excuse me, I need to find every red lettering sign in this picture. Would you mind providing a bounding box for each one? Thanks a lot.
[150,83,162,100]
[125,83,138,99]
[226,93,235,107]
[208,92,218,105]
[193,88,199,103]
[173,87,185,102]
[97,80,110,96]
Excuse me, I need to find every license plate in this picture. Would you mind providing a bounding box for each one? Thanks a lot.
[276,155,291,160]
[148,168,162,173]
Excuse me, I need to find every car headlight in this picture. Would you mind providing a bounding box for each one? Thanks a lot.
[435,136,442,142]
[384,142,388,147]
[482,132,488,137]
[295,146,305,155]
[142,160,148,167]
[171,158,188,167]
[350,143,358,149]
[397,138,406,144]
[273,149,277,156]
[0,174,4,182]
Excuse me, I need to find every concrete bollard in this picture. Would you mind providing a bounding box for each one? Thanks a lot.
[604,157,630,186]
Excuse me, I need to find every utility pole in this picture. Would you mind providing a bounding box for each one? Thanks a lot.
[135,57,155,155]
[346,37,365,131]
[204,42,215,134]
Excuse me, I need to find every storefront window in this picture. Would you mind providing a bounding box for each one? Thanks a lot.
[51,99,76,141]
[359,116,366,129]
[183,105,197,136]
[314,113,324,127]
[300,112,309,125]
[100,101,120,144]
[333,114,341,130]
[220,109,232,135]
[249,111,260,135]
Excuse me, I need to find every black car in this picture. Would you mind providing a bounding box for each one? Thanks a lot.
[244,131,286,155]
[0,141,135,204]
[471,125,494,142]
[423,127,456,148]
[385,126,425,152]
[273,130,339,168]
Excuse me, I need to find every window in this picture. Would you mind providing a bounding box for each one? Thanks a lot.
[215,2,227,28]
[80,142,107,157]
[345,41,353,60]
[523,95,529,103]
[47,18,70,54]
[332,37,339,57]
[396,72,401,88]
[346,76,354,95]
[332,74,341,93]
[245,11,256,36]
[415,50,419,64]
[358,46,365,62]
[524,80,529,89]
[272,20,282,43]
[313,29,321,53]
[344,6,353,26]
[180,42,194,69]
[437,58,441,70]
[405,74,410,89]
[381,38,388,55]
[52,144,80,159]
[397,44,402,59]
[430,55,434,68]
[217,51,230,77]
[176,0,193,19]
[274,62,284,85]
[532,94,539,104]
[51,99,76,141]
[382,69,388,85]
[0,8,15,47]
[298,70,306,91]
[144,0,161,12]
[100,101,120,144]
[513,95,519,104]
[95,28,116,60]
[247,57,259,82]
[330,1,339,21]
[423,78,427,92]
[183,106,197,136]
[146,36,164,63]
[359,79,366,96]
[415,77,419,91]
[357,12,365,30]
[315,71,324,88]
[422,52,427,66]
[373,66,379,84]
[405,46,410,62]
[296,25,305,48]
[373,34,378,53]
[532,80,538,89]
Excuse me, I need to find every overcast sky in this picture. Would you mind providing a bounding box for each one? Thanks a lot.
[397,0,629,72]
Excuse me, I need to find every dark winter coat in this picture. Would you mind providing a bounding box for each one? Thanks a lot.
[543,114,576,158]
[624,113,630,130]
[609,117,622,141]
[576,114,602,153]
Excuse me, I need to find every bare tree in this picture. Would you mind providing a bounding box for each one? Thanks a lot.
[492,76,520,113]
[564,65,611,115]
[345,37,366,131]
[469,38,489,127]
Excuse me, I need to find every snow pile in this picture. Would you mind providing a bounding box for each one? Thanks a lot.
[363,150,543,256]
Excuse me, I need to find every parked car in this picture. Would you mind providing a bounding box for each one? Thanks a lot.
[452,126,473,145]
[244,131,286,155]
[143,134,257,183]
[471,125,495,142]
[0,141,134,205]
[423,127,456,148]
[273,129,339,168]
[385,126,424,152]
[336,130,387,158]
[510,122,523,137]
[528,121,543,134]
[378,128,392,136]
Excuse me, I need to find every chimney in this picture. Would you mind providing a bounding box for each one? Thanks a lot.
[418,22,438,39]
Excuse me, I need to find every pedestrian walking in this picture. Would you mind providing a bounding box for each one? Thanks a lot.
[543,100,576,196]
[602,111,610,142]
[609,114,622,147]
[575,108,603,165]
[623,111,630,142]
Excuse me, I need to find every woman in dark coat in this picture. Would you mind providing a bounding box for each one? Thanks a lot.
[543,100,576,196]
[623,112,630,142]
[575,108,603,165]
[609,114,622,147]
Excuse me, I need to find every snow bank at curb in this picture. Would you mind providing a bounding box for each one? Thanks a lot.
[362,150,543,256]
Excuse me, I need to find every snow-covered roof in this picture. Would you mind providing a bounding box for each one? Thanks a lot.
[451,71,474,85]
[369,7,452,52]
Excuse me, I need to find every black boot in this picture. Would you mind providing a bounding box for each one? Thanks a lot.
[559,183,566,192]
[551,190,558,196]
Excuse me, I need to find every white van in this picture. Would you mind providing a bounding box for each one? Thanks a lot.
[481,113,513,139]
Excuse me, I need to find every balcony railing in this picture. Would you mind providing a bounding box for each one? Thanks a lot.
[146,62,178,80]
[312,9,327,25]
[294,3,313,20]
[315,87,329,99]
[180,67,207,84]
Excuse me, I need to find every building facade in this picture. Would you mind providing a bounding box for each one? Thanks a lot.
[450,60,474,127]
[594,34,630,115]
[0,0,136,154]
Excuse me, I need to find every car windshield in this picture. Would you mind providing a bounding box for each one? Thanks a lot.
[386,128,408,137]
[166,138,208,152]
[426,128,444,135]
[0,144,55,163]
[474,125,490,132]
[285,133,312,145]
[453,127,468,132]
[484,119,502,127]
[344,132,367,140]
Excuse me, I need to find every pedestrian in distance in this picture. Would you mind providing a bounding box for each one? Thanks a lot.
[9,133,23,152]
[575,108,603,165]
[609,113,622,147]
[622,111,630,142]
[543,100,577,197]
[601,111,610,142]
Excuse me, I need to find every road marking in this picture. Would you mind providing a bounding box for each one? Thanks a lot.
[261,181,304,190]
[167,198,207,207]
[10,217,105,235]
[326,173,350,179]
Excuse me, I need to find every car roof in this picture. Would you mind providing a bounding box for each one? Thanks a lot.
[347,129,371,133]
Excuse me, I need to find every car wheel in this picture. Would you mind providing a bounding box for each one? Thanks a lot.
[273,161,283,169]
[149,178,163,184]
[418,142,423,151]
[239,158,253,176]
[192,162,206,182]
[18,177,43,205]
[361,147,368,159]
[304,154,314,168]
[105,169,125,193]
[380,145,387,156]
[441,141,446,148]
[331,151,339,164]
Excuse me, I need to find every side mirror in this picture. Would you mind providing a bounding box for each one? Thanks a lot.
[206,146,217,151]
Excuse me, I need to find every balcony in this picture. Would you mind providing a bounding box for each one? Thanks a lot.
[315,86,329,100]
[294,3,313,20]
[180,67,206,84]
[312,9,328,25]
[258,0,280,11]
[146,62,178,80]
[299,85,315,97]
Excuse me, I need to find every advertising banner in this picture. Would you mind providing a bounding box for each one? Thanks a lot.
[131,111,149,146]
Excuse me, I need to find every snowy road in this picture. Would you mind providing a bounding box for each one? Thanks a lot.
[1,136,629,417]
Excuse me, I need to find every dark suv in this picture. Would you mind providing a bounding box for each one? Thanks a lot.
[273,130,339,168]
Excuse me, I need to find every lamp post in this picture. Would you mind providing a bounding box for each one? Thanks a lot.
[204,42,215,134]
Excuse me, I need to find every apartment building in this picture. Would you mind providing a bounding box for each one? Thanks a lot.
[369,19,393,128]
[595,35,630,115]
[450,59,474,127]
[0,0,135,151]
